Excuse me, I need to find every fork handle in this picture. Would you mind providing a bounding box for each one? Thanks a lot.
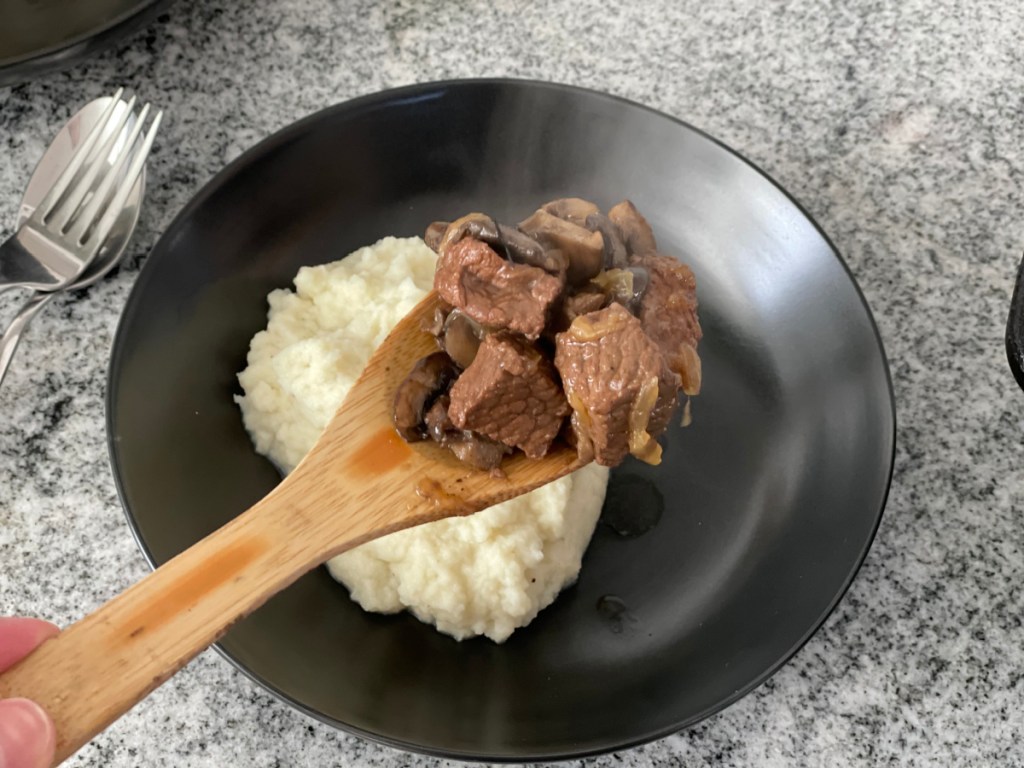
[0,291,53,388]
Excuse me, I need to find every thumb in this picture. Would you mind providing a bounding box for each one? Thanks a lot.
[0,698,56,768]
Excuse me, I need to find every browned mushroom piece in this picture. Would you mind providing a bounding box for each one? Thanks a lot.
[440,309,486,369]
[584,212,629,269]
[439,213,565,276]
[518,209,605,286]
[424,221,449,252]
[608,200,657,255]
[393,352,459,441]
[540,197,600,226]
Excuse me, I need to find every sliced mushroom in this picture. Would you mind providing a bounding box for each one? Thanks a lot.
[424,221,449,252]
[608,200,657,255]
[393,352,459,441]
[541,197,600,225]
[584,212,628,269]
[440,309,486,369]
[438,213,564,276]
[423,305,448,337]
[518,209,604,286]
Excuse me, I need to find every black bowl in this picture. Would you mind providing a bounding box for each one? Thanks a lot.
[0,0,170,86]
[107,80,895,760]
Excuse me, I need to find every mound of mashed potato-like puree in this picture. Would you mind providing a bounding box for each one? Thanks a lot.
[236,236,609,642]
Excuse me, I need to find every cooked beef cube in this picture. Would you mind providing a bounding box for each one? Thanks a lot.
[446,433,512,470]
[434,238,563,340]
[608,200,657,255]
[448,332,570,458]
[554,303,680,466]
[424,394,510,470]
[550,284,608,333]
[630,252,703,395]
[424,394,455,443]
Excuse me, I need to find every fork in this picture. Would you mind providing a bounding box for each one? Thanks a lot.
[0,89,161,294]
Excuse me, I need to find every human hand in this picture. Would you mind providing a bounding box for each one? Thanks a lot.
[0,617,59,768]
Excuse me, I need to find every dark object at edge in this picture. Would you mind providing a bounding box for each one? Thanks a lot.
[0,0,172,86]
[1005,252,1024,392]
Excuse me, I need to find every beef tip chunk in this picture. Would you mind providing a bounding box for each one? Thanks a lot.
[448,332,570,458]
[446,433,512,470]
[424,395,511,470]
[630,251,703,395]
[550,284,607,333]
[434,237,563,340]
[608,200,657,255]
[424,394,455,442]
[554,303,680,466]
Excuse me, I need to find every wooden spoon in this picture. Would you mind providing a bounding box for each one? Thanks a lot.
[0,291,586,766]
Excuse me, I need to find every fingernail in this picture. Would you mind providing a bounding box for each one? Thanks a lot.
[0,698,56,768]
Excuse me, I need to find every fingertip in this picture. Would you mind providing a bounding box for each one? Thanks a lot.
[0,619,60,671]
[0,618,59,639]
[0,698,57,768]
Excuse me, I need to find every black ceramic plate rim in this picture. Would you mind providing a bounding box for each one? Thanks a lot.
[106,78,897,762]
[0,0,168,81]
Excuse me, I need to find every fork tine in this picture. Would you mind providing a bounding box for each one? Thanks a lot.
[81,109,162,253]
[49,95,138,233]
[35,88,124,221]
[66,102,151,245]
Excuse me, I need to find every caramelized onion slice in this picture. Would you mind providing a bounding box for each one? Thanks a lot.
[565,302,634,341]
[627,375,663,465]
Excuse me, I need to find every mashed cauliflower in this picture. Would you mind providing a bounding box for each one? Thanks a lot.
[236,236,609,642]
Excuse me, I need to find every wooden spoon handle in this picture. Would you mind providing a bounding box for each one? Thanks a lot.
[0,288,582,765]
[0,483,331,765]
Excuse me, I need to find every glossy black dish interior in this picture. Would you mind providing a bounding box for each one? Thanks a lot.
[0,0,169,85]
[107,80,895,760]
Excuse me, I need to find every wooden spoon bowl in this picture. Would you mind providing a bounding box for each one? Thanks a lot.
[0,290,585,766]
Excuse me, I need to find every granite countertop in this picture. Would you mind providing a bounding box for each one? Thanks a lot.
[1,0,1023,765]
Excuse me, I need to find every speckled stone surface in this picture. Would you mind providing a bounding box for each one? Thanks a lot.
[1,0,1023,765]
